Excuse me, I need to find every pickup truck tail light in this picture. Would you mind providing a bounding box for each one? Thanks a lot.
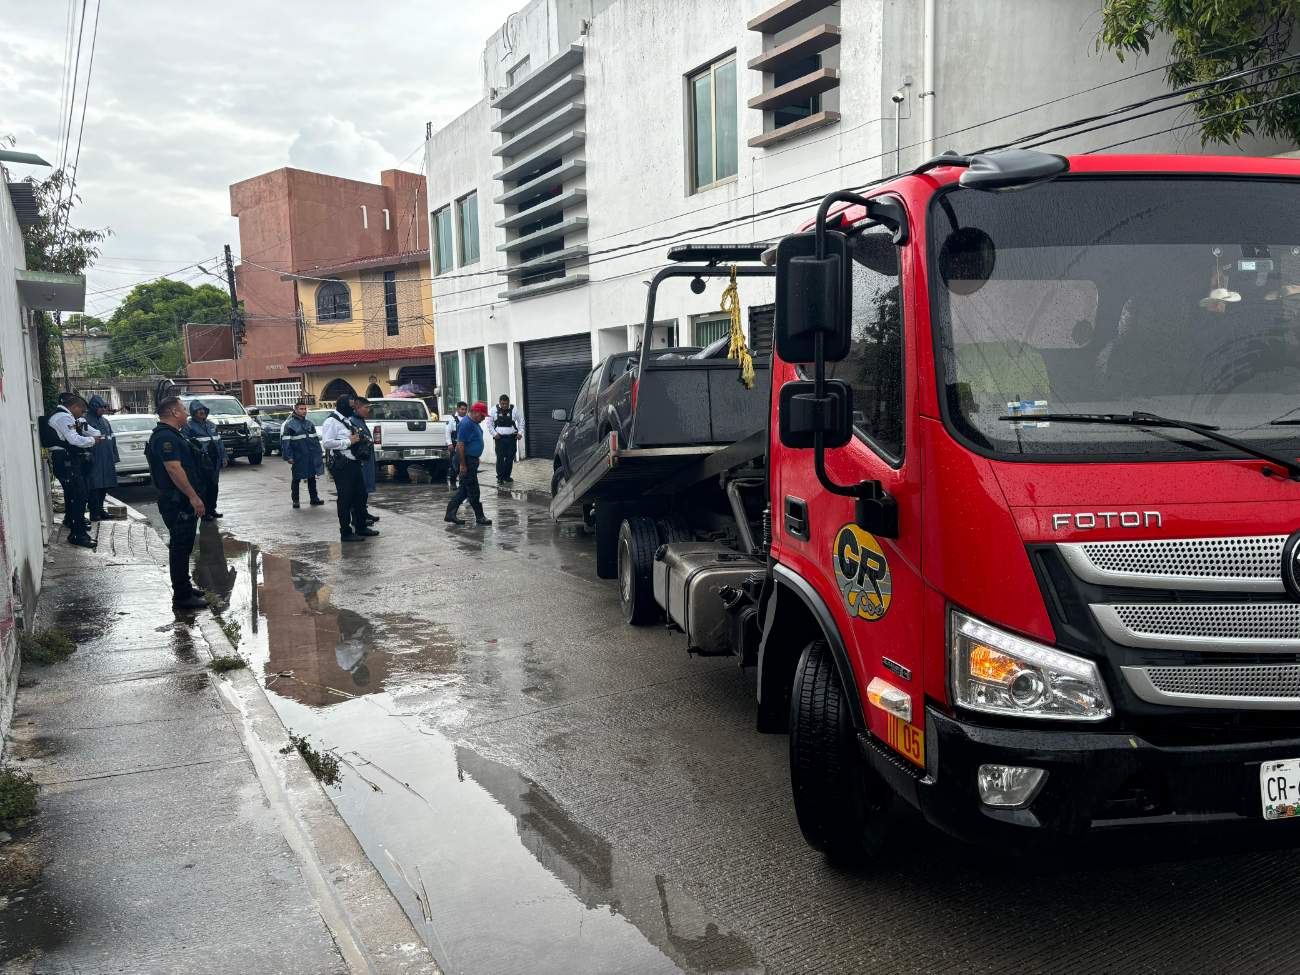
[372,424,382,444]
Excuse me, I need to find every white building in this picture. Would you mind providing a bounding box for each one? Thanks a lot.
[0,164,86,738]
[426,0,1289,463]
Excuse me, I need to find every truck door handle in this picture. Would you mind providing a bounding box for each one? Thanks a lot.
[784,496,810,541]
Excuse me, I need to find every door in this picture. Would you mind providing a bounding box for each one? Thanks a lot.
[521,333,593,460]
[783,220,927,768]
[569,366,606,467]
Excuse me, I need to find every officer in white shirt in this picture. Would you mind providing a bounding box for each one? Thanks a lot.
[49,394,101,548]
[444,400,467,489]
[321,394,378,543]
[486,394,524,484]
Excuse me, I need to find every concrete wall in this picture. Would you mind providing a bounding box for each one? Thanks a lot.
[0,181,53,744]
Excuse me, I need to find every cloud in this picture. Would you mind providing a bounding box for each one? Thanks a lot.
[0,0,524,315]
[288,116,397,182]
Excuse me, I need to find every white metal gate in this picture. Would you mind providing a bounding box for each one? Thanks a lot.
[254,381,302,408]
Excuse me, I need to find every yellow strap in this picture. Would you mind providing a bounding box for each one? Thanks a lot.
[720,265,754,389]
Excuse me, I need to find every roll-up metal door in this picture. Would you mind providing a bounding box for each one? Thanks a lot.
[521,333,593,460]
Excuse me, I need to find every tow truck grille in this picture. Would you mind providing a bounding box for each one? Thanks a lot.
[1123,663,1300,709]
[1114,603,1300,641]
[1059,535,1286,592]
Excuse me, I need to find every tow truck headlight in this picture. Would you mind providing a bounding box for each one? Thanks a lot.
[949,609,1112,721]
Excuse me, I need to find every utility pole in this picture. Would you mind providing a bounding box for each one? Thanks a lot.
[224,244,244,364]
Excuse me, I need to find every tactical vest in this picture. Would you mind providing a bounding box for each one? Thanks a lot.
[494,405,515,431]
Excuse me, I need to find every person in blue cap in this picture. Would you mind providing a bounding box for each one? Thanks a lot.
[281,400,326,508]
[84,394,119,521]
[185,399,228,521]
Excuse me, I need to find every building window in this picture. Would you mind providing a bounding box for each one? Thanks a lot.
[441,352,461,414]
[322,378,356,406]
[458,193,480,265]
[694,317,731,347]
[383,270,399,336]
[508,57,531,87]
[690,55,738,193]
[366,383,383,398]
[434,207,454,274]
[316,280,352,322]
[465,347,487,405]
[774,56,821,129]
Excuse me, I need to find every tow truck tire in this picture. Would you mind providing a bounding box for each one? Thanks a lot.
[655,515,692,545]
[248,451,262,466]
[790,639,892,864]
[618,516,659,625]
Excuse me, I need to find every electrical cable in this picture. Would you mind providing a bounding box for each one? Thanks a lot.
[58,0,89,177]
[1088,86,1300,153]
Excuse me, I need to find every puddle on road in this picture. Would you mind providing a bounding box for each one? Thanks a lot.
[202,528,760,974]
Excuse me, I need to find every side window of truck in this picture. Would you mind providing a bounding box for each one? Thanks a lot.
[798,227,906,462]
[572,368,597,416]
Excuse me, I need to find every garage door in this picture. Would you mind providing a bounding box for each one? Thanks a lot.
[521,333,593,460]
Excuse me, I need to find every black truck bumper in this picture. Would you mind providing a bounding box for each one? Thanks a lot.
[863,706,1300,847]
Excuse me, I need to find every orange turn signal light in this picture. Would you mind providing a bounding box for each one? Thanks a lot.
[968,644,1021,684]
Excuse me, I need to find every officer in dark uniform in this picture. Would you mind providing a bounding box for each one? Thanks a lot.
[48,393,100,548]
[145,395,211,610]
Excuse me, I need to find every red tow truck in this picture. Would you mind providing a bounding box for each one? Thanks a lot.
[556,149,1300,859]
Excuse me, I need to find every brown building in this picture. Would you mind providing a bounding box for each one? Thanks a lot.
[190,167,430,407]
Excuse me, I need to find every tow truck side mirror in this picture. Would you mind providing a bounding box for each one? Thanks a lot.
[552,409,569,422]
[778,380,852,449]
[774,231,853,364]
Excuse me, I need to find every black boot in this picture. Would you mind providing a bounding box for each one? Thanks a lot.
[309,497,325,506]
[444,506,464,524]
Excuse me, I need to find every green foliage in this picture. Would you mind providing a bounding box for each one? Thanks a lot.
[207,655,247,673]
[218,618,242,647]
[1100,0,1300,147]
[64,313,105,332]
[16,168,110,410]
[96,279,232,376]
[280,735,341,786]
[18,627,76,664]
[0,768,38,827]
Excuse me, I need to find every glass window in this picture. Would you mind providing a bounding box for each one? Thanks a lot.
[184,395,247,416]
[458,193,480,265]
[441,352,461,414]
[315,280,351,321]
[797,228,906,462]
[694,317,731,346]
[572,367,598,414]
[773,56,821,129]
[465,347,487,404]
[434,207,454,274]
[368,400,428,421]
[690,55,738,193]
[383,271,399,336]
[508,57,531,86]
[107,416,156,433]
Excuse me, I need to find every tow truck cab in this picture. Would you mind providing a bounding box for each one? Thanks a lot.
[760,151,1300,856]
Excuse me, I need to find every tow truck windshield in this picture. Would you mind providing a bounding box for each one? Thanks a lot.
[931,176,1300,461]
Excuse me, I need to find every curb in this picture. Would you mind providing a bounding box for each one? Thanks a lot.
[124,504,439,975]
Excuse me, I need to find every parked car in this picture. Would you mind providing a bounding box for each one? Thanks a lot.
[368,397,448,480]
[176,393,263,464]
[549,347,703,496]
[106,413,158,480]
[249,408,290,454]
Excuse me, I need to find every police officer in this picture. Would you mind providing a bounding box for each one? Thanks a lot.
[321,394,379,543]
[487,394,524,484]
[351,397,380,526]
[444,402,492,526]
[85,395,119,521]
[49,394,100,548]
[144,396,210,610]
[185,399,228,520]
[444,401,467,489]
[281,400,325,508]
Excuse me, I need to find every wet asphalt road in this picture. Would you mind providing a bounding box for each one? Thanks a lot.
[113,460,1300,975]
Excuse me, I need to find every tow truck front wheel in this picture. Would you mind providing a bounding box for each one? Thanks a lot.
[617,516,659,625]
[790,640,892,864]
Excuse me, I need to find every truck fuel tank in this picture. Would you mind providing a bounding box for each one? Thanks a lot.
[653,543,765,655]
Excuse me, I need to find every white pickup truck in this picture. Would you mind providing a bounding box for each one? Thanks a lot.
[367,397,448,480]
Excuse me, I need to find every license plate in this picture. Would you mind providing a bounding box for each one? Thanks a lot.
[129,443,145,450]
[1260,759,1300,819]
[405,449,427,457]
[885,713,925,768]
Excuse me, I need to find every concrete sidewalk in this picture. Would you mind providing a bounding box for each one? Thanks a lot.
[0,513,438,974]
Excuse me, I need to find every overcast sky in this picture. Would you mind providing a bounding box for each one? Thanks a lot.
[0,0,522,316]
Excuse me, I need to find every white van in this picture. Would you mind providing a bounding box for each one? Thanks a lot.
[367,398,448,480]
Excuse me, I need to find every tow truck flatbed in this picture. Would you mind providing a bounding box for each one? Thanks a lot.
[548,432,727,519]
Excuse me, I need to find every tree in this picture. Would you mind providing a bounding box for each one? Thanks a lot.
[63,313,104,332]
[15,168,110,410]
[1100,0,1300,147]
[97,279,231,376]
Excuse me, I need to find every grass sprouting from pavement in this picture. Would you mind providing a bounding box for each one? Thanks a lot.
[0,768,38,826]
[207,655,247,673]
[218,618,242,647]
[202,589,222,613]
[18,627,75,664]
[280,735,341,787]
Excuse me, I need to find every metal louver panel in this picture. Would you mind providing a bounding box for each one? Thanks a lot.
[1058,535,1286,592]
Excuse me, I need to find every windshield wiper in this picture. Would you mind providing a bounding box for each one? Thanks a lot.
[995,411,1300,479]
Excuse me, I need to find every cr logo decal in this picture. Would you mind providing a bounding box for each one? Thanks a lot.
[834,524,892,621]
